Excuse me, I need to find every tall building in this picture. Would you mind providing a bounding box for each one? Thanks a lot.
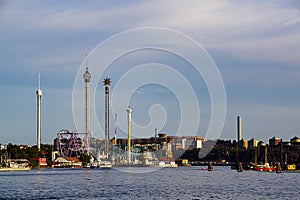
[36,73,42,152]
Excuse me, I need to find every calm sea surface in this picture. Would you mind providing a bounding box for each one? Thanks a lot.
[0,166,299,199]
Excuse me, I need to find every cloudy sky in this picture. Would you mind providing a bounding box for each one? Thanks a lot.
[1,0,300,145]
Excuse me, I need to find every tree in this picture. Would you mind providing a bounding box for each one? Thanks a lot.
[79,153,92,165]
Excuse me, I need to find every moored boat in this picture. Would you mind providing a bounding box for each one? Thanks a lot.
[254,163,275,172]
[99,160,112,169]
[0,159,31,172]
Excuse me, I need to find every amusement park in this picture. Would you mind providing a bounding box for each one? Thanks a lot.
[49,55,201,169]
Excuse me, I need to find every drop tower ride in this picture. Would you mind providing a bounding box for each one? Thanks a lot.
[36,73,42,152]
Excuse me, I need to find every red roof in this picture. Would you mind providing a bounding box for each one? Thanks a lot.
[65,157,80,162]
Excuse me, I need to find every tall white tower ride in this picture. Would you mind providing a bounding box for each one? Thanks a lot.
[36,73,42,152]
[83,54,91,154]
[127,106,132,164]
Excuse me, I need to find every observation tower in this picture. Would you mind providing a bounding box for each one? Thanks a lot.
[83,54,91,154]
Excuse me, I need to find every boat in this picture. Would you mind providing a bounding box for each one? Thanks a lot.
[0,159,31,172]
[99,160,112,169]
[158,157,178,168]
[287,164,296,171]
[252,144,275,172]
[90,161,98,169]
[176,159,192,167]
[254,162,275,172]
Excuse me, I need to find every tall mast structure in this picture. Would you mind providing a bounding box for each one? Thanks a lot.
[113,114,117,145]
[127,106,132,164]
[83,54,91,154]
[36,73,42,152]
[103,77,111,154]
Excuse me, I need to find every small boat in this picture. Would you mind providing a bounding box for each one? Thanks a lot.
[158,161,178,168]
[254,163,275,172]
[158,157,178,168]
[252,144,275,172]
[99,160,112,169]
[0,159,31,172]
[90,162,98,169]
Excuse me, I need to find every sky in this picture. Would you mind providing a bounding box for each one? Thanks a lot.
[1,0,300,145]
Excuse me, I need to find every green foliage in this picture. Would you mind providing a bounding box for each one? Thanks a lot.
[79,153,92,164]
[3,144,54,167]
[29,159,38,168]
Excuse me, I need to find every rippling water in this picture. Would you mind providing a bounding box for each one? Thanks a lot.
[0,166,299,199]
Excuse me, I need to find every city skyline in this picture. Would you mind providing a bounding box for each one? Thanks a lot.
[1,1,300,145]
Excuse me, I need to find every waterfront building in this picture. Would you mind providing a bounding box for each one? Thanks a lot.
[237,139,248,149]
[52,157,82,168]
[116,133,204,154]
[290,136,300,143]
[269,136,282,147]
[29,158,47,167]
[248,138,258,149]
[243,139,248,149]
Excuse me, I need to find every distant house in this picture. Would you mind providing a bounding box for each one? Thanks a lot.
[290,136,300,143]
[248,138,258,149]
[238,139,248,149]
[269,137,282,146]
[29,158,47,167]
[52,157,82,168]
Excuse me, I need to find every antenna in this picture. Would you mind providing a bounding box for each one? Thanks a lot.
[38,73,40,90]
[85,53,88,71]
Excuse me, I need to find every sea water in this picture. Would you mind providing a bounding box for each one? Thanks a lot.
[0,166,299,199]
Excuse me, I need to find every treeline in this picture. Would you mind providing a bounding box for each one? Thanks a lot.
[0,144,53,167]
[1,143,92,167]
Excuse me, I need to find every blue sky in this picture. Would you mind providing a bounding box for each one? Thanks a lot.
[1,0,300,145]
